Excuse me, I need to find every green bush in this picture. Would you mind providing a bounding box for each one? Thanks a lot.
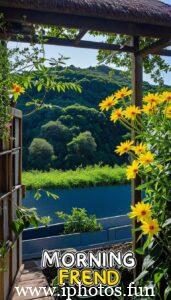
[57,208,102,234]
[28,138,54,170]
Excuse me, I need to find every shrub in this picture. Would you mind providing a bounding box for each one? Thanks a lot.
[29,138,54,170]
[57,208,102,234]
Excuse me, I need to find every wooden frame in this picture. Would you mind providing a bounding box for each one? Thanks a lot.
[0,108,23,300]
[1,7,171,39]
[0,2,171,298]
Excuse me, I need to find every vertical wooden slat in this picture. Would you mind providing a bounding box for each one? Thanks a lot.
[19,117,22,185]
[17,189,22,269]
[0,108,23,300]
[131,36,143,277]
[8,117,13,289]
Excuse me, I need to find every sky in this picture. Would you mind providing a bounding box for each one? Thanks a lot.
[9,0,171,86]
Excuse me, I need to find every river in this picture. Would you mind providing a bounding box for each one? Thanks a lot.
[23,184,131,224]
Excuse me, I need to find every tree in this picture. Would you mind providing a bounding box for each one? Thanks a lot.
[66,131,97,169]
[92,34,170,84]
[44,26,170,84]
[41,120,72,168]
[28,138,54,170]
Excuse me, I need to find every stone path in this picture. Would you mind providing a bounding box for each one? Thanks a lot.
[10,260,54,300]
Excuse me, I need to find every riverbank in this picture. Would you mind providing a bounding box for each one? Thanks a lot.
[23,165,126,190]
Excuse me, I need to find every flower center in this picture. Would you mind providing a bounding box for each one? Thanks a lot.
[141,210,146,216]
[15,87,20,93]
[149,225,154,231]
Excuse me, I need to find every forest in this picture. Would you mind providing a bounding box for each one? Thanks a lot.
[17,65,157,171]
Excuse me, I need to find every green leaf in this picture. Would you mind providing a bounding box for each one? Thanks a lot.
[135,247,144,255]
[142,255,155,270]
[164,286,171,300]
[154,268,166,285]
[163,218,171,228]
[34,190,42,200]
[40,216,51,226]
[134,270,149,283]
[46,191,59,200]
[143,236,152,252]
[37,84,42,92]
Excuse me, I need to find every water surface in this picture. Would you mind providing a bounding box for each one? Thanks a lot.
[23,184,131,224]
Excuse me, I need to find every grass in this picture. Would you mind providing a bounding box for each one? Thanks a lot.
[23,165,127,190]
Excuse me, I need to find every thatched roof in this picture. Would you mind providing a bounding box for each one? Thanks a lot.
[1,0,171,28]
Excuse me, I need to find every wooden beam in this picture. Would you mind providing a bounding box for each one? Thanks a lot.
[1,7,171,38]
[74,29,87,45]
[138,38,171,57]
[155,49,171,57]
[131,36,143,278]
[0,33,135,53]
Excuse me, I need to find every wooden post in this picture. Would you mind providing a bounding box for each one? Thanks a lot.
[0,108,23,300]
[131,36,143,277]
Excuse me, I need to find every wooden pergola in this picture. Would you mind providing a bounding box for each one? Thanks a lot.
[0,0,171,299]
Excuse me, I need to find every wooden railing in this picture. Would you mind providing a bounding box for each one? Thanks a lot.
[0,108,23,300]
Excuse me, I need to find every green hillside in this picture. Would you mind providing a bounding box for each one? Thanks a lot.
[17,65,156,171]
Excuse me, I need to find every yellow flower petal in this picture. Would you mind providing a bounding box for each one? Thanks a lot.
[124,105,141,120]
[114,87,132,100]
[160,91,171,103]
[12,83,25,95]
[132,143,147,156]
[115,140,134,156]
[143,93,159,106]
[126,160,139,180]
[99,95,117,111]
[139,151,154,166]
[110,108,123,123]
[164,105,171,119]
[128,201,152,222]
[141,219,160,236]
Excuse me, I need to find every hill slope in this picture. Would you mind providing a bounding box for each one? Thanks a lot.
[17,65,157,170]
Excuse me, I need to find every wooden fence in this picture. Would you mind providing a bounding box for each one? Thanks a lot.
[0,108,23,300]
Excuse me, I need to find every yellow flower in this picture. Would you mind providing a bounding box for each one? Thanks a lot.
[128,202,152,222]
[164,105,171,119]
[126,160,139,180]
[160,91,171,103]
[12,83,25,95]
[114,87,132,100]
[142,103,156,115]
[99,95,117,111]
[115,140,134,156]
[110,108,123,123]
[143,93,159,106]
[141,219,160,237]
[132,143,147,156]
[124,105,141,120]
[139,151,154,166]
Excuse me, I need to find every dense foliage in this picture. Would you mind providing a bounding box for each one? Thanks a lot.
[22,165,126,190]
[100,88,171,299]
[57,208,102,234]
[45,27,171,84]
[17,65,160,171]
